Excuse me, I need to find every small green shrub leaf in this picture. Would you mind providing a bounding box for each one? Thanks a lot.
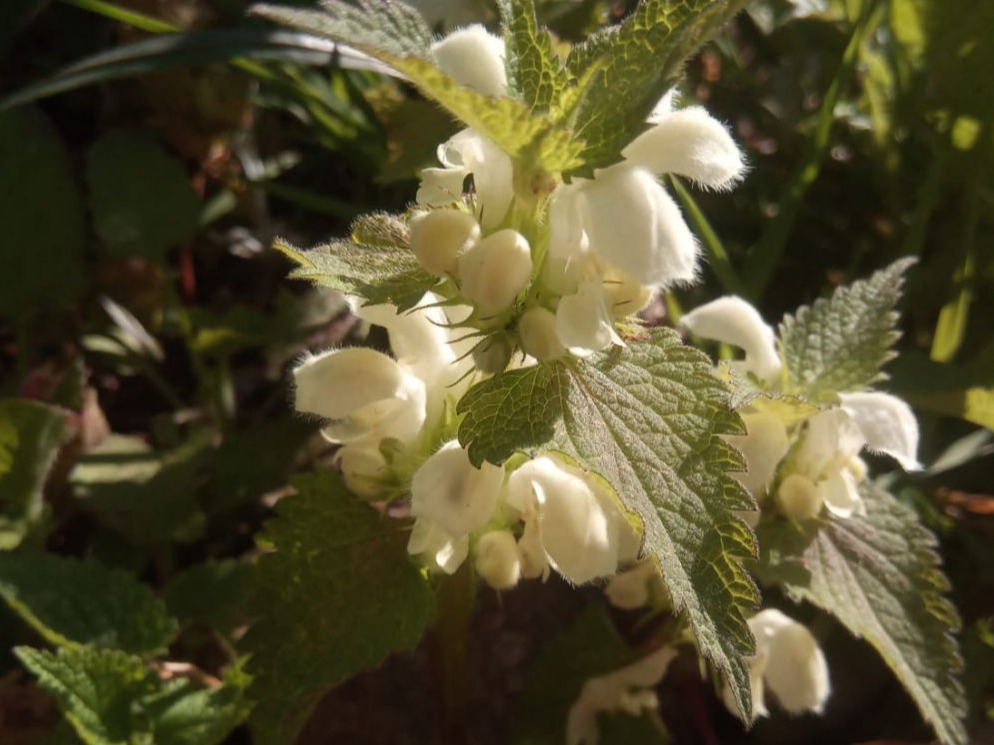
[242,470,433,744]
[779,258,915,398]
[16,646,249,745]
[499,0,570,112]
[756,484,966,745]
[0,552,177,656]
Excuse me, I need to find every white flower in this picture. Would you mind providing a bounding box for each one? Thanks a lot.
[604,561,658,610]
[679,295,782,384]
[724,409,790,498]
[458,228,533,314]
[408,441,504,574]
[293,346,427,446]
[567,645,678,745]
[723,609,830,719]
[549,96,744,290]
[518,307,567,361]
[555,278,623,358]
[780,394,920,519]
[506,456,632,584]
[475,530,521,589]
[431,25,507,98]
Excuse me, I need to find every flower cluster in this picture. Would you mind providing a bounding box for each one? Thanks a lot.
[413,25,745,359]
[681,295,921,519]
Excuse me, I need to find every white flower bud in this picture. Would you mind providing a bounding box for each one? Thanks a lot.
[475,530,521,590]
[604,562,657,610]
[472,334,513,374]
[410,440,503,537]
[763,615,831,715]
[519,307,566,361]
[458,229,533,314]
[724,410,790,497]
[777,473,822,520]
[431,25,507,98]
[335,445,387,498]
[409,208,480,277]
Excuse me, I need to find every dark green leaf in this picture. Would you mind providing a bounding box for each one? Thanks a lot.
[756,484,966,745]
[0,400,72,551]
[242,470,433,744]
[0,552,177,656]
[459,331,759,717]
[779,258,915,398]
[86,131,200,262]
[499,0,570,111]
[0,107,86,319]
[163,560,252,637]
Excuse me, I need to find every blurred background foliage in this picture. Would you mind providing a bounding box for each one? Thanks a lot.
[0,0,992,742]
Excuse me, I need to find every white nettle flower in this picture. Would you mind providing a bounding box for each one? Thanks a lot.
[408,440,504,573]
[549,97,743,288]
[567,645,678,745]
[680,295,921,519]
[679,295,782,384]
[723,609,830,719]
[724,409,790,498]
[417,27,513,228]
[506,456,635,584]
[458,228,533,314]
[604,561,659,610]
[779,394,921,519]
[409,208,480,278]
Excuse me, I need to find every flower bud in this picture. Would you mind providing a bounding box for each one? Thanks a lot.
[430,25,507,98]
[518,307,566,361]
[336,445,387,498]
[475,530,521,590]
[763,615,831,715]
[604,562,657,610]
[458,229,532,314]
[472,334,513,374]
[409,209,479,277]
[777,473,822,520]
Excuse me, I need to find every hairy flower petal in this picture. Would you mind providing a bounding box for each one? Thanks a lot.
[680,296,781,383]
[839,391,922,471]
[431,25,507,98]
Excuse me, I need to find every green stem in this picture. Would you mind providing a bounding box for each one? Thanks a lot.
[742,1,882,300]
[668,176,743,295]
[930,182,980,363]
[61,0,176,33]
[433,562,474,745]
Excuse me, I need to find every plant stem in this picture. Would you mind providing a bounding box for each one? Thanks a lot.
[433,562,474,745]
[742,0,882,300]
[668,176,744,295]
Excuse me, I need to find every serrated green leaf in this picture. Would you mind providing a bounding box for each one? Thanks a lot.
[755,484,966,745]
[458,330,759,717]
[0,400,72,551]
[513,606,668,744]
[163,560,252,638]
[779,258,915,398]
[252,2,586,173]
[86,131,200,262]
[18,646,157,744]
[0,553,177,656]
[0,107,86,319]
[242,470,433,744]
[499,0,570,111]
[17,646,249,745]
[564,0,748,176]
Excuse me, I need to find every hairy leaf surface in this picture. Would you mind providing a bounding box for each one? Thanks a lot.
[459,330,759,716]
[242,471,433,744]
[17,646,249,745]
[756,484,966,745]
[499,0,569,111]
[779,258,914,397]
[564,0,748,176]
[0,553,177,656]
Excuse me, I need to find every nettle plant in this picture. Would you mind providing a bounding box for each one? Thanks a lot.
[242,1,966,743]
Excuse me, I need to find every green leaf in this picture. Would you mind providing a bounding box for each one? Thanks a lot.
[0,400,73,551]
[163,560,252,638]
[458,330,759,717]
[0,552,177,656]
[70,433,211,545]
[779,258,915,398]
[251,2,586,173]
[242,470,433,744]
[16,646,249,745]
[906,387,994,431]
[275,213,438,311]
[756,484,966,745]
[0,107,86,319]
[513,607,668,744]
[86,131,200,262]
[499,0,570,112]
[564,0,748,176]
